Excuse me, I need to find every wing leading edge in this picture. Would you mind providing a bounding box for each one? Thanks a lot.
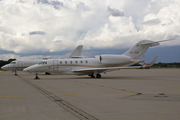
[72,66,140,73]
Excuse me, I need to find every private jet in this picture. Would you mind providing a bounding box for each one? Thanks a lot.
[23,39,173,79]
[1,45,83,75]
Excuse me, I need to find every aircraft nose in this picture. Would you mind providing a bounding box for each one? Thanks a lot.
[23,66,35,73]
[23,68,29,72]
[1,65,7,70]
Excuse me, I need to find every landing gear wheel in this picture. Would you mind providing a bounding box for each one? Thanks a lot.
[96,74,101,78]
[45,72,51,75]
[91,74,95,78]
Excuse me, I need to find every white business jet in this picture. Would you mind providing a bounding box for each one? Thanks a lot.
[1,45,83,75]
[23,39,173,79]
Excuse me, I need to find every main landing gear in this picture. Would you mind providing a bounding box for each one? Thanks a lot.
[90,73,101,78]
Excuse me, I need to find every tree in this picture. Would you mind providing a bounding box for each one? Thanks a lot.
[0,59,16,69]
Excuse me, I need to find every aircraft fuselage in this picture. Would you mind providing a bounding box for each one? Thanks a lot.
[24,57,138,75]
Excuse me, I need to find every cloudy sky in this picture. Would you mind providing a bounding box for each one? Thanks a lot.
[0,0,180,63]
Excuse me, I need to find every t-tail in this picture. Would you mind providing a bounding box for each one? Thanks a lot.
[123,39,174,60]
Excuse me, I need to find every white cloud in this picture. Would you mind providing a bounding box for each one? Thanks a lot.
[0,0,180,60]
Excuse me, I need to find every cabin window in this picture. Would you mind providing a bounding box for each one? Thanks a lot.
[75,61,78,64]
[80,61,83,63]
[85,60,88,63]
[65,61,67,64]
[70,61,72,64]
[38,61,47,65]
[60,61,62,64]
[10,62,16,64]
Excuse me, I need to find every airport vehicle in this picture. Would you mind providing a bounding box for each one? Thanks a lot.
[23,40,173,79]
[1,45,83,75]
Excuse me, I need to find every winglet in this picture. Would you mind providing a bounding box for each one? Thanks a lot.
[148,56,158,66]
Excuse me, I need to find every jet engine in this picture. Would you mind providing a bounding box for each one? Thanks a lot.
[99,54,131,64]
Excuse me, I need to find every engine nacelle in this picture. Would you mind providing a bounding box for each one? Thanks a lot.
[100,54,131,64]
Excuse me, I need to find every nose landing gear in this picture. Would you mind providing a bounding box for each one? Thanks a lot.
[15,70,17,76]
[34,73,40,79]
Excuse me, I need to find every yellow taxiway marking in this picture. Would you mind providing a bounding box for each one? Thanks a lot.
[151,90,180,93]
[40,94,81,97]
[98,91,136,95]
[0,96,22,98]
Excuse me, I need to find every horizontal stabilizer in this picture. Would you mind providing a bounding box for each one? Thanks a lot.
[140,39,175,46]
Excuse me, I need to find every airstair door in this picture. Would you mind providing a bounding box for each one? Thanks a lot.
[53,60,58,71]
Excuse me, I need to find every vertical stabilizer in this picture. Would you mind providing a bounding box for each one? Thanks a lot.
[68,45,83,58]
[123,40,159,59]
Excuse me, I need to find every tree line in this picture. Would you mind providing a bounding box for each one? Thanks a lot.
[0,59,16,69]
[152,62,180,68]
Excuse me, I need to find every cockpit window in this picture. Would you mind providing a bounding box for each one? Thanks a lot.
[38,61,47,65]
[10,62,16,64]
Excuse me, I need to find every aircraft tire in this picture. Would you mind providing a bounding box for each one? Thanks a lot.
[91,74,95,78]
[96,74,101,78]
[45,72,51,75]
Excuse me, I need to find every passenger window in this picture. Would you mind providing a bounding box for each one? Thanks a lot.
[86,60,88,63]
[75,61,77,64]
[38,61,47,65]
[10,62,16,64]
[60,61,62,64]
[65,61,67,64]
[70,61,72,64]
[81,61,83,63]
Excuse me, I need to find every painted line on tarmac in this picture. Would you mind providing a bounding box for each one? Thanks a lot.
[0,96,22,98]
[98,91,136,95]
[151,90,180,92]
[40,94,81,97]
[18,75,99,120]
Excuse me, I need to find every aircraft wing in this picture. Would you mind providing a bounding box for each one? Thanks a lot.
[72,66,140,73]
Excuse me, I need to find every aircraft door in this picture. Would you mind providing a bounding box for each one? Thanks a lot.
[53,60,58,71]
[17,61,22,70]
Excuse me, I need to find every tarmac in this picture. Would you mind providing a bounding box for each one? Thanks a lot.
[0,69,180,120]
